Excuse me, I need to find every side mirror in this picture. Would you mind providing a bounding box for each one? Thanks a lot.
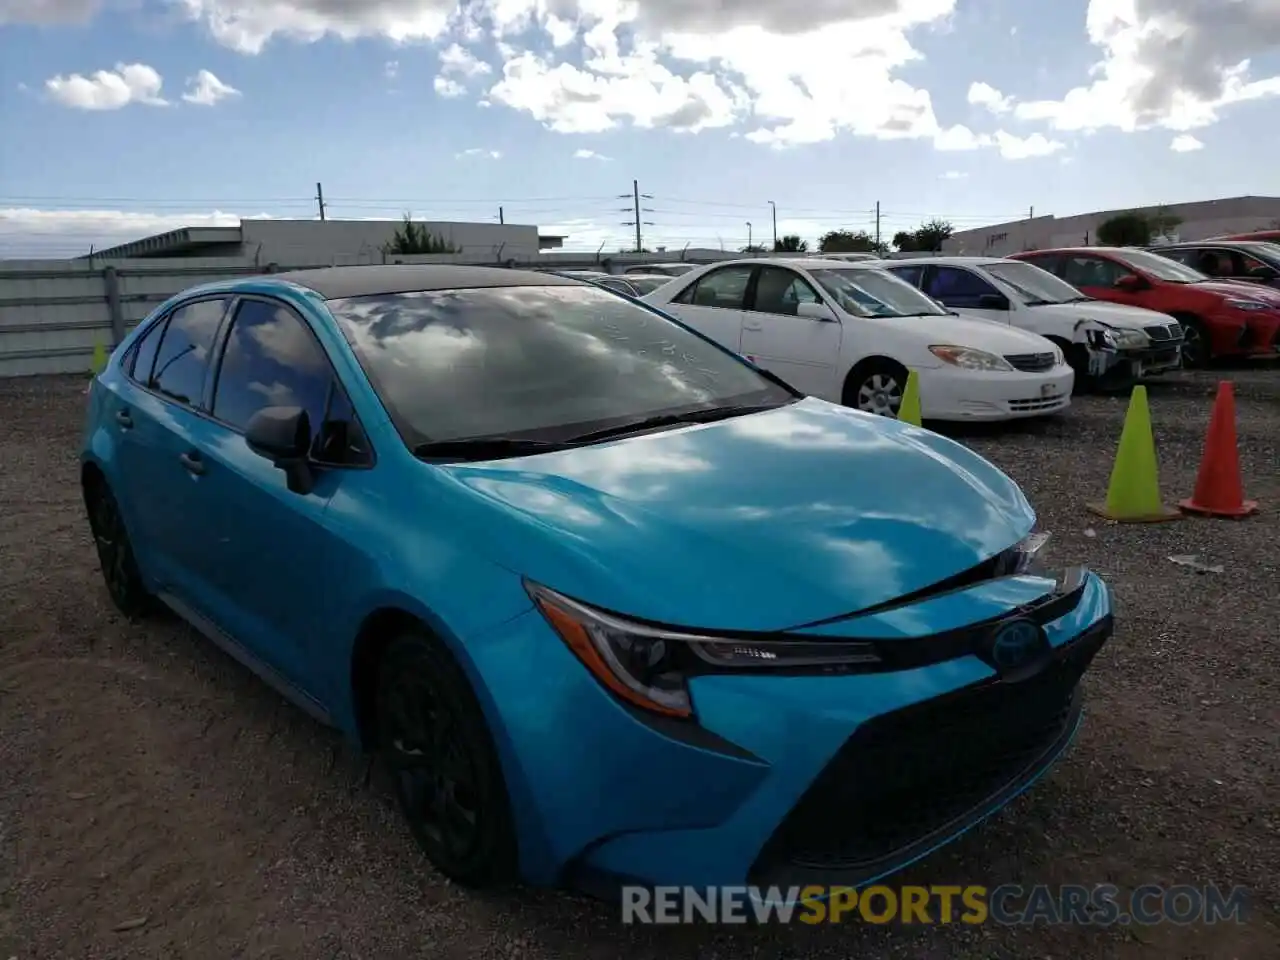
[1115,273,1146,292]
[245,406,315,494]
[796,301,837,321]
[976,293,1010,310]
[1249,265,1279,280]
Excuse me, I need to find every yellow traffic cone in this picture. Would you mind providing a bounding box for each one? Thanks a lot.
[1087,385,1181,522]
[89,339,108,376]
[898,369,922,426]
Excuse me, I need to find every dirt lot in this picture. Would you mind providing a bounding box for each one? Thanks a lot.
[2,370,1277,959]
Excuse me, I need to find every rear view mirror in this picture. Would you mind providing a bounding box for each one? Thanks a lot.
[245,406,315,494]
[1115,273,1146,292]
[796,301,837,321]
[976,293,1010,310]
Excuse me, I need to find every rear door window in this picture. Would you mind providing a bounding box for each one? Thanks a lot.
[148,298,229,406]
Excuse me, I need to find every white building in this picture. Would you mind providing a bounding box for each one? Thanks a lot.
[943,195,1280,257]
[88,218,567,266]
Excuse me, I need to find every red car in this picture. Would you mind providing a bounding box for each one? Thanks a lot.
[1009,246,1280,366]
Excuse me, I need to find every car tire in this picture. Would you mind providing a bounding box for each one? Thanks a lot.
[843,359,910,417]
[375,628,518,889]
[1175,315,1210,368]
[84,477,156,619]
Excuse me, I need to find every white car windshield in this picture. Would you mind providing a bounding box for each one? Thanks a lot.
[984,261,1090,305]
[1107,248,1208,283]
[809,268,950,318]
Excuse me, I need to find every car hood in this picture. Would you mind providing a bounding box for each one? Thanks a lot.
[1192,280,1280,305]
[1028,300,1174,330]
[907,312,1059,352]
[436,397,1035,632]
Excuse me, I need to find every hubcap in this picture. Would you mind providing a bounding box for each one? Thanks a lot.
[1182,327,1204,365]
[384,675,480,857]
[856,373,903,416]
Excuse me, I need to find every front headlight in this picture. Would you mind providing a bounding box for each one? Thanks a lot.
[527,583,880,718]
[928,345,1015,371]
[995,531,1052,577]
[1225,298,1268,311]
[1110,327,1151,348]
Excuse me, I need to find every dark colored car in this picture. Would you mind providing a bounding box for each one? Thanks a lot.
[1009,247,1280,366]
[1147,240,1280,290]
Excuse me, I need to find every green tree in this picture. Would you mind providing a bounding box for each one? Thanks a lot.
[892,230,920,252]
[383,214,459,255]
[909,218,954,252]
[740,244,769,253]
[773,234,809,253]
[818,229,885,254]
[1096,212,1153,246]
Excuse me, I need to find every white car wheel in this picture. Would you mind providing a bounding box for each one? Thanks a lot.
[854,371,904,417]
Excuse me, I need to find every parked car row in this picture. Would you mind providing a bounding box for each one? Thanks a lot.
[82,262,1116,901]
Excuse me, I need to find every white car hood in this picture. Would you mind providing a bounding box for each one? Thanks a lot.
[1028,300,1173,330]
[903,312,1058,353]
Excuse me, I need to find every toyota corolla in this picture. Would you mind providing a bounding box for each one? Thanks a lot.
[80,265,1114,898]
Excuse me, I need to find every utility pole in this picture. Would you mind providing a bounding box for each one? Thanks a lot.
[498,206,504,224]
[746,222,753,249]
[315,182,327,221]
[875,201,881,249]
[768,201,777,249]
[618,179,654,252]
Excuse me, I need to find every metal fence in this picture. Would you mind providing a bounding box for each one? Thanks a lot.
[0,249,942,377]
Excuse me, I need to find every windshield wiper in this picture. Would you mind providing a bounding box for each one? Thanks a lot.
[566,403,787,444]
[413,437,570,461]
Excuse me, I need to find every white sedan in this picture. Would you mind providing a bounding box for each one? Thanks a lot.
[641,257,1074,421]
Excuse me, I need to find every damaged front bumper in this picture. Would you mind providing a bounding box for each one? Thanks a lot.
[1080,321,1183,385]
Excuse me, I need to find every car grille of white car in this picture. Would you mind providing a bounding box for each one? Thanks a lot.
[1143,323,1181,340]
[1008,393,1069,412]
[1003,352,1057,373]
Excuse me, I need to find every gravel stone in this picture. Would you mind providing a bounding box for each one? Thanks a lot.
[1,369,1276,958]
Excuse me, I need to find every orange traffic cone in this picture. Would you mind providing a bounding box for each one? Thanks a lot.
[1179,381,1258,519]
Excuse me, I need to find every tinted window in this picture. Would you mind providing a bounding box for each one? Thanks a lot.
[751,267,822,316]
[925,267,1000,304]
[1017,253,1064,277]
[1104,248,1206,282]
[1061,256,1130,288]
[128,316,168,384]
[1155,248,1200,267]
[688,265,754,309]
[312,383,371,466]
[328,284,792,447]
[211,298,332,439]
[885,264,925,287]
[150,298,227,405]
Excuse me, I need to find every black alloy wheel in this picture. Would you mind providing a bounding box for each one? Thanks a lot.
[376,631,517,888]
[85,480,154,618]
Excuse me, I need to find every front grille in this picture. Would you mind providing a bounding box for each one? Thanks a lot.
[1004,352,1056,372]
[1144,324,1173,340]
[1009,394,1067,411]
[750,619,1111,886]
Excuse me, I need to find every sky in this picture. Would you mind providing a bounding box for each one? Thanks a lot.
[1,0,1278,258]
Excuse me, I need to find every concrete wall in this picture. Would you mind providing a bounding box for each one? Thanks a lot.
[944,196,1280,256]
[239,219,545,262]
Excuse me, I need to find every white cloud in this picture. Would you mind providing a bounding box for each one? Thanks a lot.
[434,75,466,97]
[438,41,491,77]
[1171,133,1204,152]
[45,62,167,110]
[967,81,1012,114]
[940,170,966,179]
[984,0,1280,134]
[181,69,240,105]
[574,149,611,160]
[0,207,253,258]
[456,147,501,159]
[993,129,1064,159]
[384,59,399,79]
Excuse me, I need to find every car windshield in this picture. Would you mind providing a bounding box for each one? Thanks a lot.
[984,261,1089,304]
[809,267,950,318]
[328,284,794,448]
[1107,248,1208,283]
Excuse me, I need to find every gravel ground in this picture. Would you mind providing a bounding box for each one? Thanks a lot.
[1,369,1277,959]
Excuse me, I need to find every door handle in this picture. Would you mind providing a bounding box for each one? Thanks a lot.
[178,451,205,475]
[743,320,763,331]
[115,409,133,429]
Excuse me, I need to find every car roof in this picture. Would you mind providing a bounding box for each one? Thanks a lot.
[868,256,1012,267]
[269,264,580,300]
[1010,246,1144,256]
[696,257,887,270]
[1149,240,1261,248]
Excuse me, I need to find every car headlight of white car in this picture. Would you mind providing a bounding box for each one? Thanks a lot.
[928,345,1015,372]
[1108,327,1151,348]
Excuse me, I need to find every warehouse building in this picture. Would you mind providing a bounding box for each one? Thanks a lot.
[943,195,1280,256]
[86,218,566,265]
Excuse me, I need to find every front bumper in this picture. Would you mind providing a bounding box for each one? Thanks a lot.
[1209,313,1280,357]
[918,365,1074,422]
[469,566,1113,894]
